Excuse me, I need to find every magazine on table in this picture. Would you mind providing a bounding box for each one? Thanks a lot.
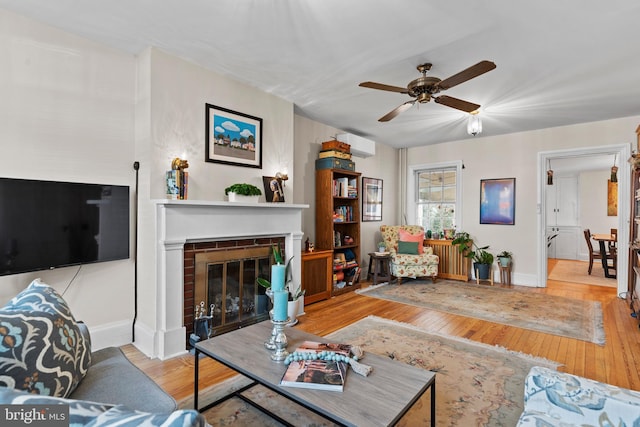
[280,341,352,391]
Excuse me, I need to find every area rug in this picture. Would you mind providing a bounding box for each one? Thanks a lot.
[357,280,605,345]
[180,316,559,426]
[548,259,617,288]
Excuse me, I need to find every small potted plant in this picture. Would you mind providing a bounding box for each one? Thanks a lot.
[224,183,262,202]
[452,232,493,280]
[377,241,386,253]
[497,250,512,267]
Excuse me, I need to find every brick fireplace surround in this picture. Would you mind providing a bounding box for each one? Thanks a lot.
[183,236,285,342]
[150,200,307,360]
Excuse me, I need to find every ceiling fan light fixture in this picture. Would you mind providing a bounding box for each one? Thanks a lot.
[467,111,482,136]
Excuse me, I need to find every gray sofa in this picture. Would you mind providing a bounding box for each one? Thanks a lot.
[0,280,206,426]
[69,345,177,413]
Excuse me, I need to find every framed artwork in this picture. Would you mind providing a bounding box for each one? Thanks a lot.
[480,178,516,225]
[262,176,285,203]
[607,179,618,216]
[205,103,262,168]
[362,177,383,221]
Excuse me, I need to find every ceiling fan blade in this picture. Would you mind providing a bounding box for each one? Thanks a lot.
[436,60,496,90]
[359,81,408,94]
[434,95,480,113]
[378,100,416,122]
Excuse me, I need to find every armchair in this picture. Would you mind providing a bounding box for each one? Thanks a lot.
[380,225,439,284]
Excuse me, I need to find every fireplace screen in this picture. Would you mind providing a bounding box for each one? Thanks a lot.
[194,247,271,336]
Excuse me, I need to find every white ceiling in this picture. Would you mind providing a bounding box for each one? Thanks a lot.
[2,1,640,149]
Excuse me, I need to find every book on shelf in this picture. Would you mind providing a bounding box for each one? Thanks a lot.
[333,177,350,197]
[347,266,361,286]
[280,341,351,392]
[166,170,188,200]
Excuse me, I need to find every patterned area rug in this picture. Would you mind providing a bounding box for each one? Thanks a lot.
[180,316,559,426]
[357,280,605,345]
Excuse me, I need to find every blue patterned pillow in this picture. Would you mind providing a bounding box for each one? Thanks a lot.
[86,406,206,427]
[0,386,110,427]
[0,280,92,398]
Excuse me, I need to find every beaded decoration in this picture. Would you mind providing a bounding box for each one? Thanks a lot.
[284,346,372,377]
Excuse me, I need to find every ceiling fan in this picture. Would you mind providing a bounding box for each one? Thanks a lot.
[359,60,496,122]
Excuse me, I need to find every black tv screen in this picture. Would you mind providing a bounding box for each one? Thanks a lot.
[0,178,130,276]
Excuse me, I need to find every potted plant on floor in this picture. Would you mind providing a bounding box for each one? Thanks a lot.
[452,232,493,280]
[225,183,262,202]
[472,248,494,280]
[497,250,513,267]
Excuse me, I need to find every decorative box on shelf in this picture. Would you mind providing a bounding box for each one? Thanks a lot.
[315,157,355,171]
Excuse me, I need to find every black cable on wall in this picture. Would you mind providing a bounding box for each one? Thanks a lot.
[132,161,140,341]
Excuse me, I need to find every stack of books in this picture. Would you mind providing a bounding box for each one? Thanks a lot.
[166,170,188,200]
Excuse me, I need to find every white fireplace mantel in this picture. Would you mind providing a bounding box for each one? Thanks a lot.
[151,200,308,360]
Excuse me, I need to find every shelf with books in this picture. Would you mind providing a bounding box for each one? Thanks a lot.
[316,168,361,296]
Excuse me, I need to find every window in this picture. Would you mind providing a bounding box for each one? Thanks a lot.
[415,167,458,235]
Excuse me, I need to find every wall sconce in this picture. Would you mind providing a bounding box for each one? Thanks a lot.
[467,110,482,136]
[611,154,618,183]
[276,172,289,187]
[547,159,553,185]
[171,157,189,171]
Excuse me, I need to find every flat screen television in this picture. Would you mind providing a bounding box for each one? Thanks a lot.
[0,178,130,276]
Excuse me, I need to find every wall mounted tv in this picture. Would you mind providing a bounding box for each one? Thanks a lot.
[0,178,130,276]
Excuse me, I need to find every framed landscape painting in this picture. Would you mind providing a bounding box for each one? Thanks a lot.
[205,103,262,168]
[480,178,515,225]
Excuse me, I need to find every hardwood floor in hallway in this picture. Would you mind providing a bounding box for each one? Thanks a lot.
[124,277,640,403]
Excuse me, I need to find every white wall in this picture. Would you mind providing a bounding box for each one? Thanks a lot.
[0,8,137,348]
[406,116,639,286]
[578,169,618,260]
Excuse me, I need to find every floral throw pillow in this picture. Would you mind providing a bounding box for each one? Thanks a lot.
[0,280,92,397]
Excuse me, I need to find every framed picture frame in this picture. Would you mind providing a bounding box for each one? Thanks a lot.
[480,178,516,225]
[262,176,285,203]
[205,103,262,168]
[362,177,383,221]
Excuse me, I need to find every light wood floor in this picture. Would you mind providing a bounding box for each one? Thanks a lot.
[124,267,640,403]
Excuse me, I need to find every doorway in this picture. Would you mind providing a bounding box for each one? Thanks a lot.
[538,144,630,296]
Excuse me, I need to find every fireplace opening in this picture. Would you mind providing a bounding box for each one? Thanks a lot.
[183,237,284,347]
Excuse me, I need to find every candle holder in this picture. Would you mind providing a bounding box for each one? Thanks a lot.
[264,309,277,350]
[270,318,290,362]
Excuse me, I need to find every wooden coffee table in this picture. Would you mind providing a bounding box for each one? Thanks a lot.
[194,321,436,426]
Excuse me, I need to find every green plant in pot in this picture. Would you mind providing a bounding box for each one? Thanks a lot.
[452,232,493,280]
[225,183,262,202]
[497,250,513,267]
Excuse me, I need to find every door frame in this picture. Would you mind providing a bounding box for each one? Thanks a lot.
[538,144,631,296]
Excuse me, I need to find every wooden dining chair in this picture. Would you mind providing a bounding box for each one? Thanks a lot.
[583,229,603,275]
[609,228,618,251]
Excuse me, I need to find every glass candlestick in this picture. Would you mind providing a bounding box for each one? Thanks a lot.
[264,309,277,350]
[270,318,290,362]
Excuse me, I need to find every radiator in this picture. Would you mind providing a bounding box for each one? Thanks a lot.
[425,239,471,281]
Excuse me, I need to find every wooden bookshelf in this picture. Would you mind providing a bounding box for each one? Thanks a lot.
[315,168,361,295]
